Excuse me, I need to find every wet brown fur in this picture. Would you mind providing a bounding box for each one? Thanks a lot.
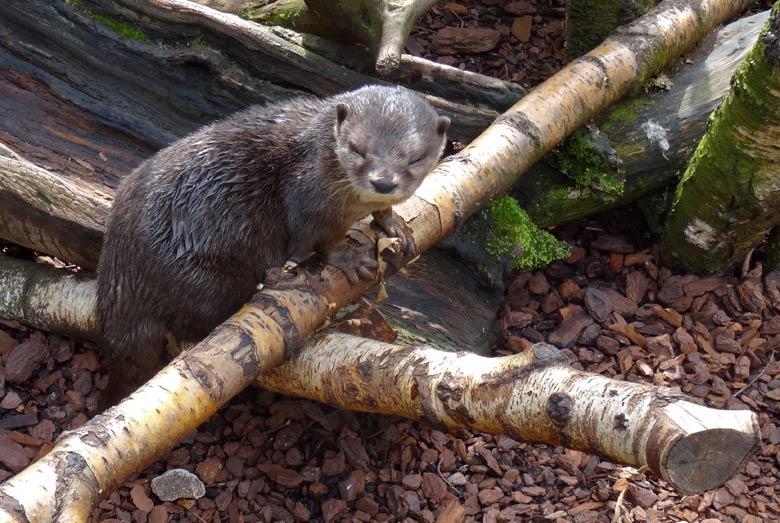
[96,85,449,405]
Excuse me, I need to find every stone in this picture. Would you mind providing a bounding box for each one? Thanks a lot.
[0,434,29,472]
[321,499,347,523]
[715,335,742,354]
[151,469,206,501]
[625,271,649,304]
[195,457,223,485]
[478,487,504,505]
[528,272,550,294]
[504,1,535,15]
[130,485,154,513]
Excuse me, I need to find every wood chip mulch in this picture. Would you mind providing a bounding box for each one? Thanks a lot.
[1,207,778,523]
[2,1,780,522]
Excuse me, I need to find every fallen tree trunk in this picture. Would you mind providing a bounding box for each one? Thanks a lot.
[0,0,757,520]
[1,4,764,267]
[0,153,110,270]
[661,2,780,274]
[0,0,500,272]
[0,254,761,496]
[515,10,769,227]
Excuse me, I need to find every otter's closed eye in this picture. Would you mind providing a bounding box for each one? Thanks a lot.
[409,155,425,166]
[349,141,366,158]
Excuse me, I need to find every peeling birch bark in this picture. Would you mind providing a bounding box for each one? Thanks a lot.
[259,334,760,495]
[0,255,762,497]
[0,0,757,519]
[0,256,97,340]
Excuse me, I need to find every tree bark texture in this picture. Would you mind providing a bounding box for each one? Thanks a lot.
[0,0,758,519]
[662,2,780,275]
[0,154,110,269]
[0,0,498,271]
[566,0,654,59]
[0,0,494,159]
[262,26,526,112]
[0,1,757,271]
[514,10,769,227]
[234,0,438,74]
[0,254,762,498]
[261,335,759,495]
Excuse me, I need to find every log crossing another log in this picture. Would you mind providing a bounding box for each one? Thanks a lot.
[0,254,762,499]
[0,0,759,520]
[515,10,770,227]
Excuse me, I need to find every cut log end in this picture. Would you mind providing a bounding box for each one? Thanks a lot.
[665,426,761,494]
[649,403,761,494]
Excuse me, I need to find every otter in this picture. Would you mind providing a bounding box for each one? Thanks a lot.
[96,85,450,404]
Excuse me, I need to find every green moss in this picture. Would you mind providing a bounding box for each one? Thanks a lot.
[600,97,647,132]
[243,1,306,25]
[558,130,624,196]
[486,196,570,271]
[661,6,780,275]
[66,0,150,42]
[188,36,208,48]
[92,12,149,41]
[638,45,672,86]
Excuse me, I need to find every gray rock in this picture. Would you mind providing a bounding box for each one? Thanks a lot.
[151,469,205,501]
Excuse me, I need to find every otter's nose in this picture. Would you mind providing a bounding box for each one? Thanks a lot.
[371,178,397,194]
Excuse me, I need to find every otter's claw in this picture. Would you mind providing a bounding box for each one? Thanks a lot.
[322,245,379,284]
[372,208,416,257]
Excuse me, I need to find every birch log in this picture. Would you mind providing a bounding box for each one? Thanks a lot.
[661,2,780,274]
[0,254,762,496]
[515,10,770,227]
[0,0,757,520]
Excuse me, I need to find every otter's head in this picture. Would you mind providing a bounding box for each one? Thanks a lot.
[333,86,450,206]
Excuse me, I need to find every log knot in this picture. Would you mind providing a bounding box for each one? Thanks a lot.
[546,392,573,427]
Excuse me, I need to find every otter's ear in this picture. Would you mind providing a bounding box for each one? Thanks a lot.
[436,116,451,136]
[336,103,349,128]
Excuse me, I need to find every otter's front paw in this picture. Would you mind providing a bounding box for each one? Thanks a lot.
[371,208,416,257]
[322,245,379,284]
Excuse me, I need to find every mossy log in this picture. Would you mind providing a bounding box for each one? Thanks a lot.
[0,0,495,158]
[0,0,759,519]
[0,254,762,498]
[0,6,766,273]
[513,10,770,228]
[662,3,780,274]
